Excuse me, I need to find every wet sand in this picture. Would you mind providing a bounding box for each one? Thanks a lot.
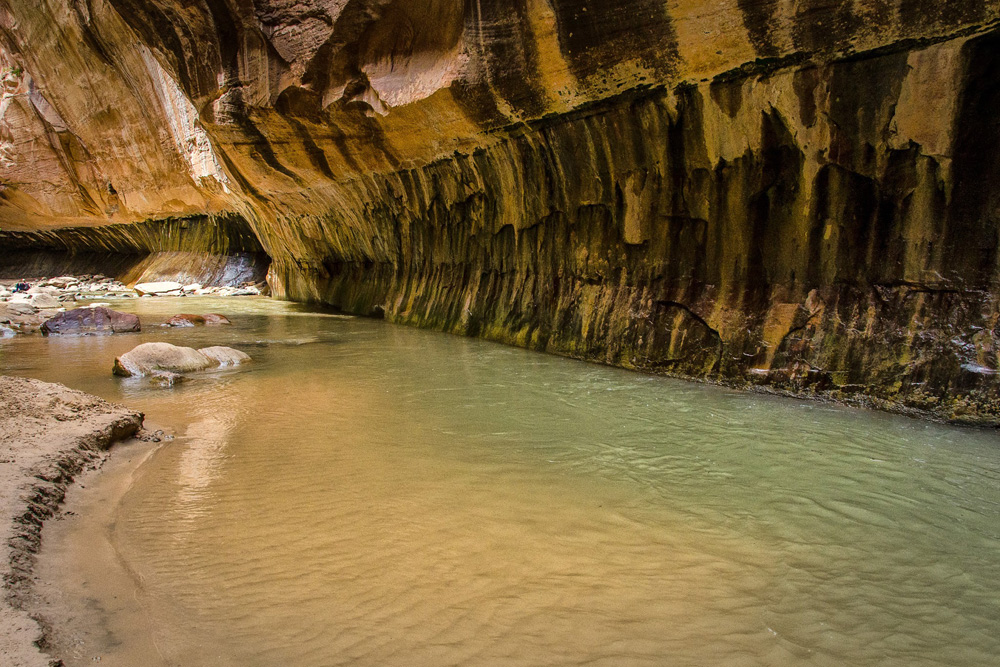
[0,376,142,667]
[30,440,166,666]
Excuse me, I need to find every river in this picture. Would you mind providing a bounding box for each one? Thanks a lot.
[3,297,999,666]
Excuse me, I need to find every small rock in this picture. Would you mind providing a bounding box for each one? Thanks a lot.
[149,371,184,387]
[183,283,203,293]
[164,313,231,327]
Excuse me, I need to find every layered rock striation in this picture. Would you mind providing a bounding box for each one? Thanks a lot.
[1,1,1000,422]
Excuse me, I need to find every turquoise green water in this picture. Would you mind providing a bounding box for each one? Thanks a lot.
[4,297,1000,666]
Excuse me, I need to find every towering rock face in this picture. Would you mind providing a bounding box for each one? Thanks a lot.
[1,1,1000,422]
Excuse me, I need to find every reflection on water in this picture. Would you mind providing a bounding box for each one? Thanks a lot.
[175,414,231,502]
[6,297,1000,666]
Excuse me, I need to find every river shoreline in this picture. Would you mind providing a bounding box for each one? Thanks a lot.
[0,376,143,667]
[3,296,999,665]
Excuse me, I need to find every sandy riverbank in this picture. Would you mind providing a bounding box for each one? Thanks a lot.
[0,376,143,667]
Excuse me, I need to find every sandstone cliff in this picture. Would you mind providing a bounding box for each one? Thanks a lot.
[1,1,999,422]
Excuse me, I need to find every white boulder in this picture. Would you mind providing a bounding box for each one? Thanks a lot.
[113,342,251,379]
[198,346,251,366]
[134,281,185,296]
[29,293,62,309]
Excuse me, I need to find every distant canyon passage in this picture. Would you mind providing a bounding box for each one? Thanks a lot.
[2,1,1000,422]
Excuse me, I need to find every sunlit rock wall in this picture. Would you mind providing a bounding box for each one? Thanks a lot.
[1,1,999,422]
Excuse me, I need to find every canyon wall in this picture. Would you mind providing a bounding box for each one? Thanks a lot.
[1,1,999,422]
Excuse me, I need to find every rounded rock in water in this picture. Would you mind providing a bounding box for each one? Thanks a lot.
[164,313,231,327]
[113,342,251,379]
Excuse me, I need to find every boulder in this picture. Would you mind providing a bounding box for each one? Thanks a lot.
[134,281,184,296]
[114,342,215,377]
[203,313,231,325]
[0,303,48,332]
[42,276,79,289]
[29,293,61,309]
[218,286,260,296]
[6,302,36,316]
[113,342,251,378]
[182,283,202,293]
[198,346,251,366]
[41,307,141,335]
[165,314,199,327]
[164,313,231,327]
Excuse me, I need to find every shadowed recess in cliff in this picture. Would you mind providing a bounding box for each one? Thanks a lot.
[947,29,1000,286]
[0,214,269,286]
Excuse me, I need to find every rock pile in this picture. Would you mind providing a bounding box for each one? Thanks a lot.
[1,275,264,304]
[0,275,133,300]
[134,281,263,297]
[0,274,262,336]
[0,301,63,334]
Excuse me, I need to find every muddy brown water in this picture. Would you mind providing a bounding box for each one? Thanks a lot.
[2,297,1000,666]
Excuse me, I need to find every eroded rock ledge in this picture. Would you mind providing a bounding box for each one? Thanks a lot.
[0,376,142,667]
[1,2,1000,422]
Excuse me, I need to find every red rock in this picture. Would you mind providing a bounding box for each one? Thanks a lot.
[202,313,231,325]
[164,313,231,327]
[41,307,141,335]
